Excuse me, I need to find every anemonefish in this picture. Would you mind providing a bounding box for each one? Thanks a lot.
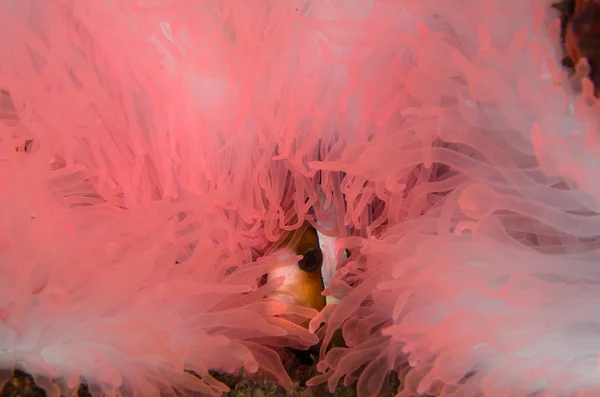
[267,222,328,312]
[267,193,345,317]
[557,0,600,96]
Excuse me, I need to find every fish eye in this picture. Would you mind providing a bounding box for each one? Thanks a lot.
[298,249,323,273]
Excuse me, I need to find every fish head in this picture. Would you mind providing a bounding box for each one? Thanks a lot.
[268,222,326,312]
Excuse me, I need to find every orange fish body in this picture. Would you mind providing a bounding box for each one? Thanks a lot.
[268,222,326,312]
[562,0,600,95]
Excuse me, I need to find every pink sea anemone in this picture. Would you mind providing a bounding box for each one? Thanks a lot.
[2,0,600,396]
